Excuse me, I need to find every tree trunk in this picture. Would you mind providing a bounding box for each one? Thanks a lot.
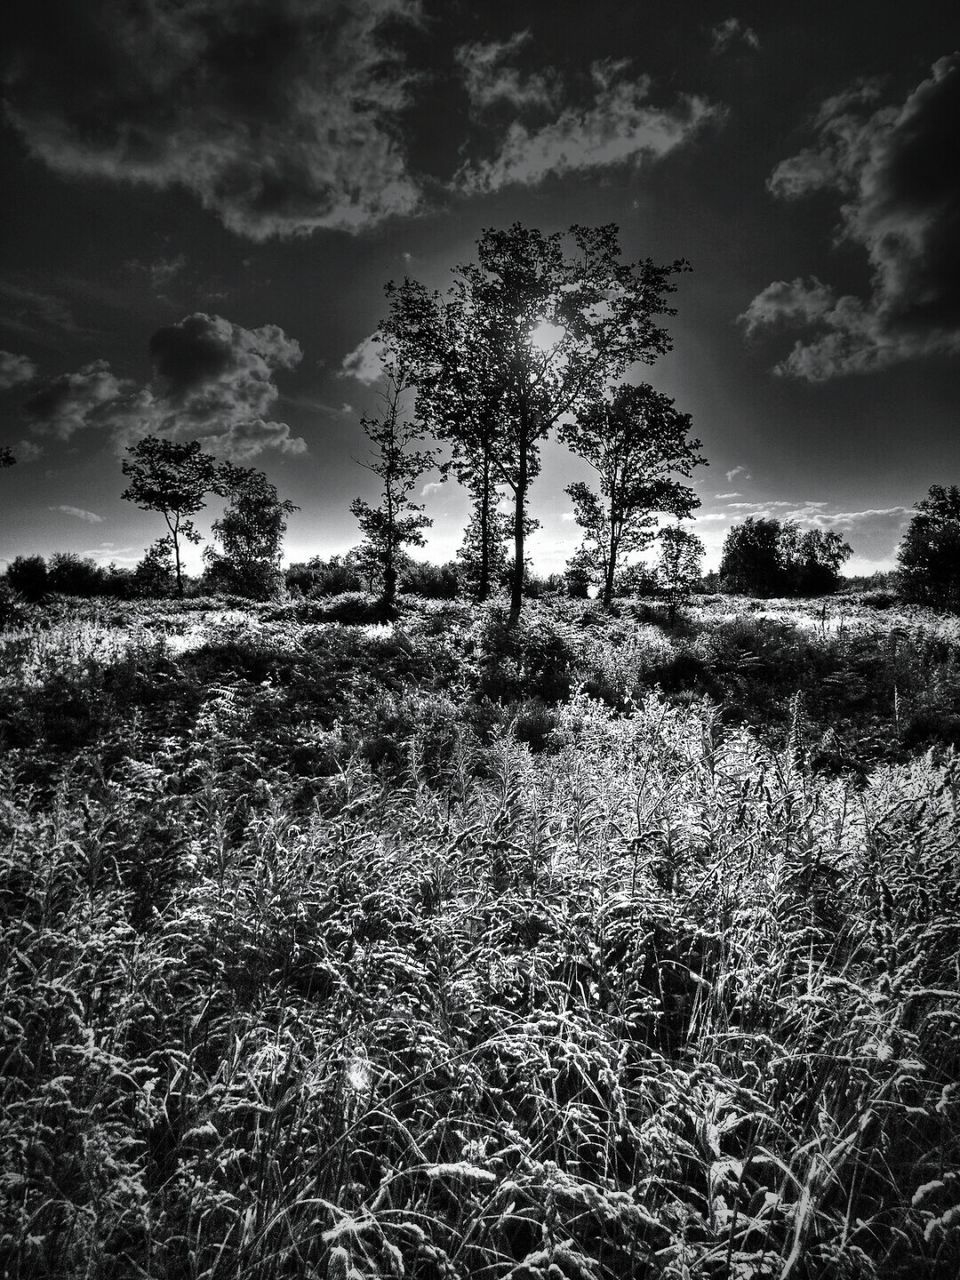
[173,534,183,597]
[510,451,527,623]
[477,464,491,602]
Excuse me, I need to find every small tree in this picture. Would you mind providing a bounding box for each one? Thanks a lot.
[133,542,176,597]
[657,523,704,625]
[563,383,704,607]
[719,518,787,597]
[1,447,14,468]
[898,485,960,610]
[121,436,218,596]
[204,463,298,600]
[350,367,435,617]
[7,554,48,600]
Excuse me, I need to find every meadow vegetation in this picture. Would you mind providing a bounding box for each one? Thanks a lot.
[2,589,960,1278]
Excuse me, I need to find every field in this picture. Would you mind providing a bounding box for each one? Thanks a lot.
[2,592,960,1278]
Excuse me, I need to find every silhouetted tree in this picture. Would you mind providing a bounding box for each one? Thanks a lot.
[6,554,48,600]
[383,223,685,619]
[562,383,704,607]
[657,523,704,625]
[350,367,435,617]
[205,463,297,600]
[898,484,960,610]
[0,447,14,468]
[720,517,851,597]
[121,437,218,596]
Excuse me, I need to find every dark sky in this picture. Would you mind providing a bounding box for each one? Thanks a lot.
[1,0,958,574]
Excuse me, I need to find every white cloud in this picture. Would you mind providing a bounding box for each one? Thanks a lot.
[710,18,760,55]
[50,505,104,523]
[0,350,38,389]
[456,31,558,113]
[421,480,445,496]
[23,360,129,438]
[456,60,719,194]
[340,333,386,384]
[725,466,751,482]
[4,0,423,239]
[714,491,741,499]
[743,55,960,378]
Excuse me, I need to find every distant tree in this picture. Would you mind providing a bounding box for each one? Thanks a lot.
[121,436,218,596]
[720,517,851,597]
[383,223,685,619]
[657,523,704,625]
[399,559,460,599]
[133,542,176,597]
[563,547,593,598]
[898,484,960,610]
[286,555,364,597]
[204,463,298,600]
[719,518,786,596]
[46,552,106,597]
[1,447,14,468]
[350,367,435,617]
[562,383,704,608]
[6,554,48,600]
[456,499,511,601]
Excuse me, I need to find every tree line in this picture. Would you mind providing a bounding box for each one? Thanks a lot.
[3,223,958,613]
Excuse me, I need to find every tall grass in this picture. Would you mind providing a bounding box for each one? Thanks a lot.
[1,599,959,1277]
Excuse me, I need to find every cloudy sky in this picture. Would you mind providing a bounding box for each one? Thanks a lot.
[1,0,957,575]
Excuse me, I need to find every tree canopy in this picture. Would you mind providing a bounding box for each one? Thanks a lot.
[898,484,960,610]
[720,517,852,597]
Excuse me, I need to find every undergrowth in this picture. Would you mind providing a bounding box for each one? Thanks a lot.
[1,597,960,1278]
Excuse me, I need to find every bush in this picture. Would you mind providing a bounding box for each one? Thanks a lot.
[7,554,49,601]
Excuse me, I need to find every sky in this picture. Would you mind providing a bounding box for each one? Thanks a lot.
[1,0,958,577]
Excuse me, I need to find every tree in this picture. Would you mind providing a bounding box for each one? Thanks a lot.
[657,523,704,625]
[720,517,851,597]
[562,383,704,608]
[204,463,298,600]
[1,447,14,468]
[898,484,960,610]
[350,367,435,617]
[456,500,511,600]
[384,223,685,618]
[6,554,48,600]
[121,437,218,596]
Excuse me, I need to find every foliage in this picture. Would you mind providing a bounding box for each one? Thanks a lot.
[384,223,686,617]
[121,436,219,596]
[6,554,49,601]
[657,523,704,624]
[563,383,704,607]
[898,484,960,610]
[204,462,297,600]
[286,554,364,597]
[4,596,960,1278]
[721,517,852,597]
[0,446,14,467]
[351,369,435,617]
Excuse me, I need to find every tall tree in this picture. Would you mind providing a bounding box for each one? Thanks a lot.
[898,484,960,610]
[384,223,685,618]
[562,382,704,607]
[350,364,435,618]
[205,463,298,600]
[121,437,218,596]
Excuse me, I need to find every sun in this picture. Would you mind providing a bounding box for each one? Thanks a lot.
[528,319,566,357]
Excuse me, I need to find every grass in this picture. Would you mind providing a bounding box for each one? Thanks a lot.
[1,593,959,1277]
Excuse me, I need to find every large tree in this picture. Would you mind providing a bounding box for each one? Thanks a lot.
[720,517,851,597]
[350,364,435,618]
[384,223,685,618]
[562,382,704,607]
[898,484,960,610]
[204,463,298,600]
[121,436,218,596]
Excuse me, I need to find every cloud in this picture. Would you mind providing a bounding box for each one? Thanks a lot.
[23,360,128,438]
[12,439,42,462]
[721,500,912,560]
[421,480,444,496]
[693,512,730,522]
[0,281,80,339]
[22,313,307,460]
[50,505,104,523]
[125,254,187,292]
[456,31,558,113]
[714,491,742,499]
[743,55,960,378]
[340,333,386,384]
[0,350,37,389]
[3,0,423,240]
[710,18,760,55]
[725,466,751,482]
[456,60,719,193]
